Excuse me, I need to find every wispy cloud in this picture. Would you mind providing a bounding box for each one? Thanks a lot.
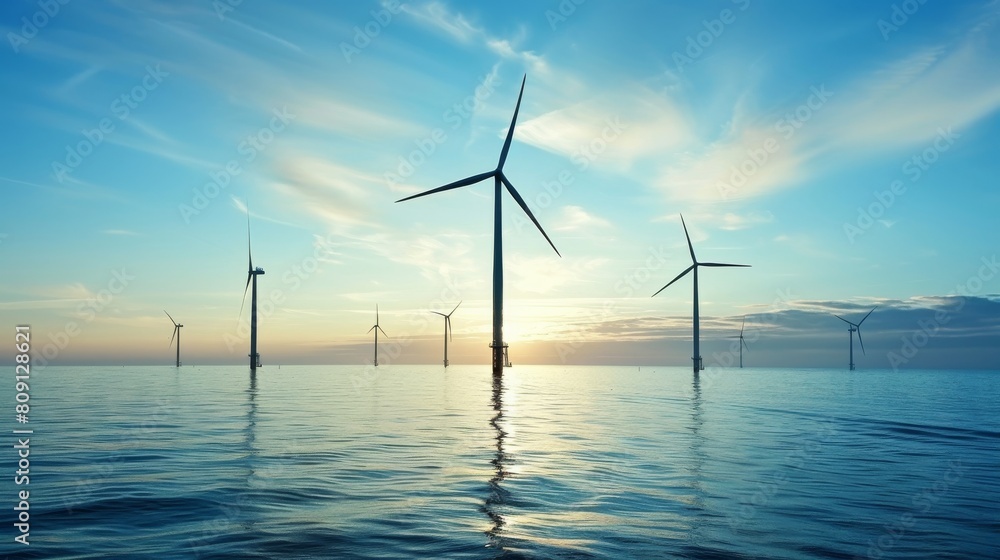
[226,17,303,52]
[267,155,380,228]
[820,43,1000,151]
[402,1,480,42]
[651,12,1000,205]
[0,283,98,310]
[401,1,548,74]
[552,205,612,232]
[718,210,774,231]
[517,87,690,172]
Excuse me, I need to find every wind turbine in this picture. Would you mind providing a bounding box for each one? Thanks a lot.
[164,310,183,367]
[368,305,388,366]
[729,315,749,368]
[431,301,461,367]
[239,208,265,372]
[395,75,560,375]
[835,306,876,370]
[653,214,750,374]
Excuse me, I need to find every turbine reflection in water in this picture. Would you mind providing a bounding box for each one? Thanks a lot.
[246,372,258,470]
[686,373,708,542]
[237,372,260,537]
[484,372,511,551]
[242,372,260,532]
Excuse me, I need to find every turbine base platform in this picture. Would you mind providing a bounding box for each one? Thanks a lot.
[692,356,704,373]
[490,342,512,373]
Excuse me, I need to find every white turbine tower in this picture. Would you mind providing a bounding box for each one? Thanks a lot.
[653,215,750,374]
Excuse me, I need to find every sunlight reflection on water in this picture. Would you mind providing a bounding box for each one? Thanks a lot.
[1,365,997,559]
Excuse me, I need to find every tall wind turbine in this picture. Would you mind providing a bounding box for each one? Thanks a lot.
[431,301,461,367]
[368,305,388,366]
[239,209,265,372]
[730,315,749,368]
[164,310,183,367]
[653,215,750,374]
[395,75,560,375]
[835,306,876,370]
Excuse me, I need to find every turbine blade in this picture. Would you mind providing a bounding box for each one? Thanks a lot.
[834,315,852,325]
[447,317,452,341]
[859,306,877,326]
[449,300,462,316]
[679,214,697,263]
[367,325,376,334]
[169,325,177,348]
[500,174,560,257]
[742,337,750,352]
[652,265,695,297]
[376,304,379,325]
[431,311,447,317]
[497,74,527,170]
[378,325,388,338]
[395,171,494,203]
[164,310,177,326]
[740,315,746,336]
[857,327,866,355]
[238,273,251,323]
[246,202,253,271]
[700,263,751,267]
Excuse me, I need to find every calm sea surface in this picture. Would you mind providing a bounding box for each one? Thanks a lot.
[1,365,997,559]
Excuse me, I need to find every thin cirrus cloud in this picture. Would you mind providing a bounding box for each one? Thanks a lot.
[400,1,548,74]
[551,205,613,232]
[268,156,379,228]
[656,20,1000,205]
[818,43,1000,153]
[400,1,480,42]
[515,88,692,173]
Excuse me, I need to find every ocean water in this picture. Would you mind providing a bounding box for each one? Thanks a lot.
[1,365,997,559]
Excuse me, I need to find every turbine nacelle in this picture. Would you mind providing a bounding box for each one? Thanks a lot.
[834,307,877,368]
[164,310,183,346]
[164,310,183,367]
[432,301,461,341]
[394,75,559,258]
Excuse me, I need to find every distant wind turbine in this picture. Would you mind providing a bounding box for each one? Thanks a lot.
[834,306,876,370]
[396,75,560,375]
[239,207,265,372]
[653,214,750,374]
[431,301,461,367]
[164,310,183,367]
[729,315,749,368]
[368,305,388,366]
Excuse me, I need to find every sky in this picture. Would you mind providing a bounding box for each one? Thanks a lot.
[1,0,999,370]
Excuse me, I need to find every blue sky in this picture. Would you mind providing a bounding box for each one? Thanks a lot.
[1,0,998,369]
